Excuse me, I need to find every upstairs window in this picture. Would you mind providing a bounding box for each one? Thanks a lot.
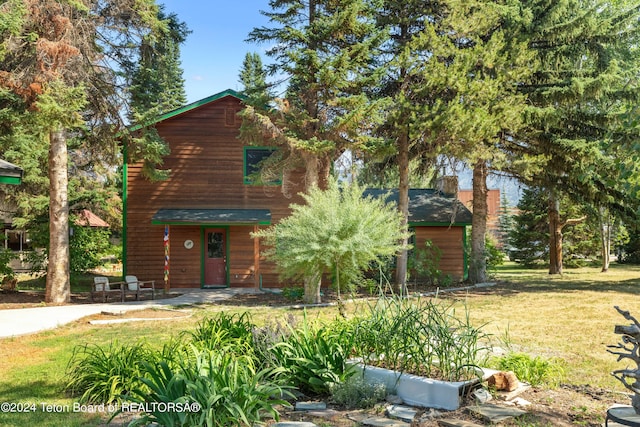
[243,147,280,185]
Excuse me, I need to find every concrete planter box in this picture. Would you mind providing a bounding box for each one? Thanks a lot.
[348,360,491,411]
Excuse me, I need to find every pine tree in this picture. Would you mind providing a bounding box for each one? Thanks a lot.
[0,1,164,303]
[243,0,388,303]
[126,7,189,181]
[242,0,387,192]
[504,0,640,274]
[239,52,271,107]
[369,0,534,286]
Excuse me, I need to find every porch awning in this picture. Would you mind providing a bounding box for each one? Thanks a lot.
[152,208,272,225]
[0,159,23,185]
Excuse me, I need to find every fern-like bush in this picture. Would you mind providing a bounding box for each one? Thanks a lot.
[252,179,409,303]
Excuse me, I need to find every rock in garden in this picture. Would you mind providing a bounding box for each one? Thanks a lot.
[488,371,519,392]
[294,401,327,411]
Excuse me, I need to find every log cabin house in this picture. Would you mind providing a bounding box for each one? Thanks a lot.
[123,89,472,291]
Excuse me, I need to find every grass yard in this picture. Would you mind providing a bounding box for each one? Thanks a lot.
[1,263,640,426]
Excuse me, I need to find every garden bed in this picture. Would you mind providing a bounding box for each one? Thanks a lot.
[348,359,493,410]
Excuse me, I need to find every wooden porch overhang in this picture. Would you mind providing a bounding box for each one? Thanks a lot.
[151,208,272,225]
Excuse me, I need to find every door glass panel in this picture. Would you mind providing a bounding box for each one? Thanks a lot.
[208,232,224,258]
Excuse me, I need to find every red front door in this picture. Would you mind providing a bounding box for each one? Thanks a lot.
[204,229,226,286]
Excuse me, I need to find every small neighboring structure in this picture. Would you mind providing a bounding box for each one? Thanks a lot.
[123,89,472,290]
[74,209,109,228]
[0,159,23,185]
[365,189,472,281]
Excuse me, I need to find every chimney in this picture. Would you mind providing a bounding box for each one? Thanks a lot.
[436,176,458,197]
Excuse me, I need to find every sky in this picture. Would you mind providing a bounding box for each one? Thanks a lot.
[158,1,273,104]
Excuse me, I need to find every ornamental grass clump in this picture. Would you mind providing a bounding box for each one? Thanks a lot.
[266,313,356,395]
[350,297,490,381]
[65,340,156,404]
[125,345,293,427]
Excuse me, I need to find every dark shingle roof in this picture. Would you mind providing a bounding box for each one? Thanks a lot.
[152,208,271,225]
[364,189,472,225]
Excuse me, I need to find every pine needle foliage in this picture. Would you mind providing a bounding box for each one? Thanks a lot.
[252,179,409,303]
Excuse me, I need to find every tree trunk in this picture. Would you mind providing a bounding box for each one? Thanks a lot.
[548,191,563,275]
[303,271,322,304]
[469,160,488,284]
[599,206,611,272]
[394,126,409,295]
[45,128,70,304]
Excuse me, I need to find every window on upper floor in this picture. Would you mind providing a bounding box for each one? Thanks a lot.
[243,147,281,185]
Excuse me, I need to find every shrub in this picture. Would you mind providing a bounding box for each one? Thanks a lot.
[330,376,387,409]
[493,352,565,387]
[407,239,443,285]
[252,179,409,303]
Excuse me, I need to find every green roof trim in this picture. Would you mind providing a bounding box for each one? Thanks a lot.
[152,208,272,226]
[0,159,23,185]
[129,89,246,132]
[0,176,21,185]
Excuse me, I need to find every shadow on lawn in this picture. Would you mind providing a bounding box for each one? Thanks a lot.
[477,263,640,297]
[0,380,63,401]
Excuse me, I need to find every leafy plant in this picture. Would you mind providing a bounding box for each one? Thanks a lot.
[65,341,155,404]
[407,239,443,285]
[184,312,255,351]
[127,345,292,427]
[281,286,304,301]
[268,314,355,395]
[0,246,16,288]
[493,352,565,387]
[330,376,386,409]
[68,219,112,273]
[252,179,409,303]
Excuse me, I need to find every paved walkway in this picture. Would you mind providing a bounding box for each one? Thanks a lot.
[0,288,260,339]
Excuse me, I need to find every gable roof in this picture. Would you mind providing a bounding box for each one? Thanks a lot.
[0,159,23,185]
[129,89,246,131]
[364,189,472,225]
[74,209,109,227]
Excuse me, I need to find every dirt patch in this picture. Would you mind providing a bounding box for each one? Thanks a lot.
[0,290,179,310]
[84,308,191,322]
[260,384,627,427]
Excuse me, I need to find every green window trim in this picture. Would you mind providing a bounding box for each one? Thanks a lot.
[243,146,281,185]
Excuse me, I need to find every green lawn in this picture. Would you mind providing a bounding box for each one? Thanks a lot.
[1,262,640,426]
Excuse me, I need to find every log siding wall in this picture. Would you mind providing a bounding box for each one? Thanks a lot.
[125,96,304,288]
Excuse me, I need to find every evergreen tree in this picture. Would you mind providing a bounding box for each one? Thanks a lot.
[369,0,533,287]
[508,187,551,266]
[126,6,190,181]
[509,186,601,267]
[242,0,387,192]
[497,191,515,249]
[243,0,388,303]
[239,52,271,107]
[0,1,164,303]
[504,0,640,274]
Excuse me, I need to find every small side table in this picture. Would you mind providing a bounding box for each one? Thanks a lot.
[607,406,640,426]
